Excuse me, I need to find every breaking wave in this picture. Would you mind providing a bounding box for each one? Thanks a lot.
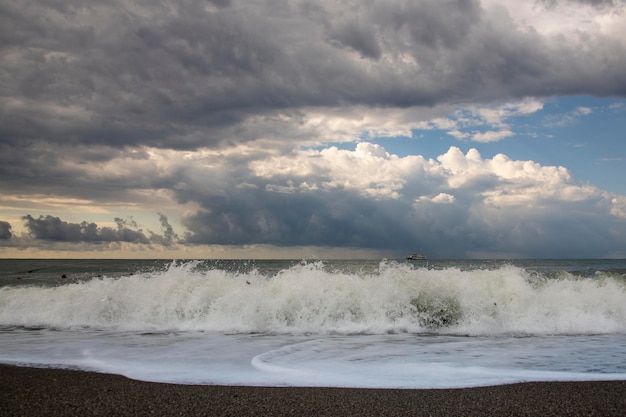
[1,260,625,336]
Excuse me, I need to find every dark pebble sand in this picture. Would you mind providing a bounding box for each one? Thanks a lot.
[1,364,625,416]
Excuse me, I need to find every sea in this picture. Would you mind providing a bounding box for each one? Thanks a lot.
[1,258,626,389]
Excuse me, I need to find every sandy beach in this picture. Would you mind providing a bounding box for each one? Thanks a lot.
[1,364,625,416]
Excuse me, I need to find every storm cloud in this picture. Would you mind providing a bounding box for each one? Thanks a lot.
[2,0,625,152]
[0,221,12,240]
[176,144,626,258]
[21,214,178,246]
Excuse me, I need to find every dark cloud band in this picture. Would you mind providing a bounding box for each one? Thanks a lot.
[20,214,178,246]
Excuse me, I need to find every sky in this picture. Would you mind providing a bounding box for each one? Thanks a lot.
[1,0,626,259]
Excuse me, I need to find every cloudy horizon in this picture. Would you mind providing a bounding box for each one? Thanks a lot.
[1,0,626,259]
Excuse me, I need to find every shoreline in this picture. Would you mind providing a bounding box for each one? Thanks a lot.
[2,365,626,416]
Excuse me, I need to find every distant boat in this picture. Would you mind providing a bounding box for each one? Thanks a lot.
[406,253,427,260]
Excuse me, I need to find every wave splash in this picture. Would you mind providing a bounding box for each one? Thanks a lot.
[1,260,625,335]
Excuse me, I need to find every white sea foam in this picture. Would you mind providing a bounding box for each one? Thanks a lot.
[2,330,625,388]
[1,261,625,336]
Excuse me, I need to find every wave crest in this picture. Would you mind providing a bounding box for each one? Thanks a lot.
[1,261,625,335]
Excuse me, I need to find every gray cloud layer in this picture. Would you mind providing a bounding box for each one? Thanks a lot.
[2,0,625,152]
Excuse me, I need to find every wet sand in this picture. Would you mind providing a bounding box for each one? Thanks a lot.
[1,364,625,416]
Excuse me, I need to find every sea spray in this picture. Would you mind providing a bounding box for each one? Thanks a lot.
[1,260,625,335]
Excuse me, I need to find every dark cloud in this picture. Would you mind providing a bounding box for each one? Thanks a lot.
[0,221,12,239]
[181,189,418,249]
[177,179,620,259]
[22,215,150,243]
[207,0,232,7]
[539,0,624,8]
[0,141,177,206]
[148,213,179,247]
[2,0,625,155]
[179,186,624,258]
[327,21,383,60]
[21,214,179,246]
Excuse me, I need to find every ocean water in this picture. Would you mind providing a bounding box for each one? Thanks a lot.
[1,258,625,389]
